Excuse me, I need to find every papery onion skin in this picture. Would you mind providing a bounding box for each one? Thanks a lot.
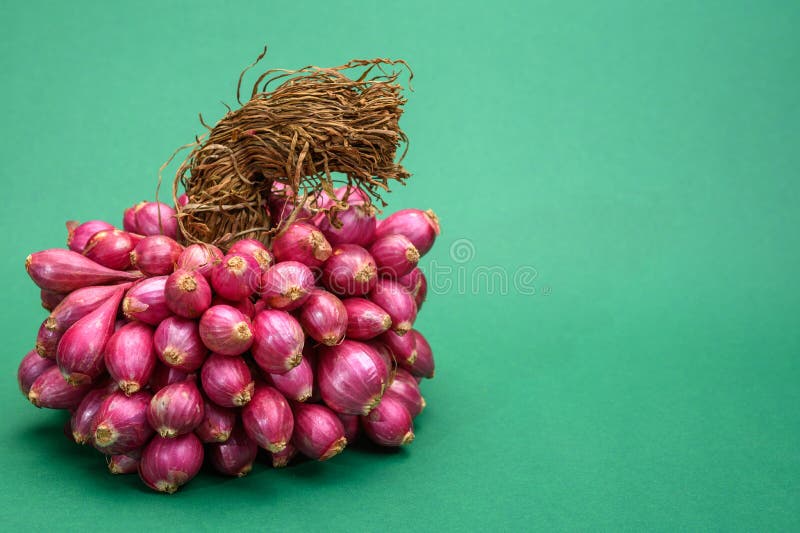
[369,234,420,278]
[259,261,315,310]
[28,366,91,409]
[270,442,298,468]
[336,412,360,444]
[242,385,294,453]
[317,203,376,247]
[209,425,258,477]
[25,249,141,293]
[298,289,348,346]
[154,316,208,372]
[92,390,154,455]
[369,279,417,335]
[71,387,112,444]
[165,269,212,319]
[139,433,204,494]
[18,350,56,396]
[148,363,192,392]
[211,253,261,302]
[380,329,418,368]
[134,202,178,240]
[130,235,182,277]
[266,354,314,402]
[317,340,389,416]
[384,368,426,418]
[67,220,115,253]
[40,289,66,311]
[105,321,156,395]
[176,244,223,279]
[343,298,392,340]
[227,239,273,272]
[374,208,440,256]
[123,204,142,234]
[122,276,172,326]
[271,222,332,267]
[321,244,378,296]
[361,395,415,447]
[147,380,204,438]
[194,399,236,443]
[251,309,305,374]
[108,451,141,474]
[200,354,254,408]
[83,230,136,271]
[198,305,253,356]
[397,267,428,310]
[291,402,347,461]
[405,329,435,379]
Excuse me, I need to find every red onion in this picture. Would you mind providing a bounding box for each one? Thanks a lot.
[130,235,182,276]
[147,380,204,437]
[381,329,418,368]
[134,201,178,239]
[271,222,332,267]
[343,298,392,340]
[40,289,66,311]
[270,442,298,468]
[321,244,377,296]
[209,425,258,477]
[177,193,189,207]
[211,295,256,319]
[199,305,253,356]
[148,363,192,392]
[241,385,294,452]
[108,451,141,474]
[18,350,55,396]
[318,206,376,247]
[374,208,440,256]
[67,220,115,253]
[385,368,425,418]
[268,185,313,228]
[25,249,141,292]
[139,433,204,493]
[195,399,236,443]
[291,402,347,461]
[317,340,389,415]
[397,267,427,310]
[34,323,60,359]
[57,286,125,385]
[165,269,212,318]
[176,243,223,279]
[211,253,261,301]
[251,309,305,374]
[122,276,172,325]
[83,229,136,270]
[369,279,417,335]
[27,366,91,409]
[366,340,396,376]
[266,354,313,402]
[92,390,153,454]
[406,329,435,378]
[260,261,315,310]
[154,316,207,372]
[70,387,111,444]
[228,238,273,272]
[201,354,254,407]
[123,204,142,233]
[369,234,420,278]
[361,396,414,446]
[105,321,156,394]
[298,289,347,346]
[336,413,360,444]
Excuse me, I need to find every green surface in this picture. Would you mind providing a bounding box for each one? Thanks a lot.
[1,0,798,530]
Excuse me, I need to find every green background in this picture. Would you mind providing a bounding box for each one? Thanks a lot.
[1,0,798,530]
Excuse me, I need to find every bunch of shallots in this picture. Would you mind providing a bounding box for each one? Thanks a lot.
[19,189,438,493]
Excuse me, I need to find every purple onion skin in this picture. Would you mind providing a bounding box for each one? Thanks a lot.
[381,329,418,368]
[260,261,315,310]
[321,244,378,296]
[199,305,254,356]
[165,268,212,319]
[242,385,294,452]
[343,298,392,340]
[271,442,298,468]
[397,267,427,310]
[122,276,172,326]
[317,204,377,247]
[83,229,136,270]
[266,354,314,402]
[299,290,348,346]
[291,402,348,461]
[154,316,208,372]
[209,425,258,477]
[92,390,154,455]
[105,321,156,395]
[139,433,204,494]
[369,234,420,278]
[385,368,425,418]
[147,381,204,438]
[406,330,435,379]
[201,354,254,408]
[109,451,140,474]
[317,340,389,416]
[177,193,189,208]
[211,296,256,320]
[25,249,142,293]
[57,287,125,385]
[369,279,418,335]
[176,244,223,279]
[336,413,360,444]
[40,289,66,311]
[272,222,332,267]
[149,363,192,392]
[195,399,236,443]
[130,235,183,277]
[374,208,440,256]
[71,387,112,444]
[366,341,396,377]
[251,310,305,374]
[211,253,261,302]
[228,239,274,272]
[35,322,60,359]
[18,350,55,396]
[134,201,178,239]
[67,220,115,253]
[28,366,91,409]
[123,204,141,234]
[361,395,415,447]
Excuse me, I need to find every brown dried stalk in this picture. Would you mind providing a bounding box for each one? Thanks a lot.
[171,49,412,249]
